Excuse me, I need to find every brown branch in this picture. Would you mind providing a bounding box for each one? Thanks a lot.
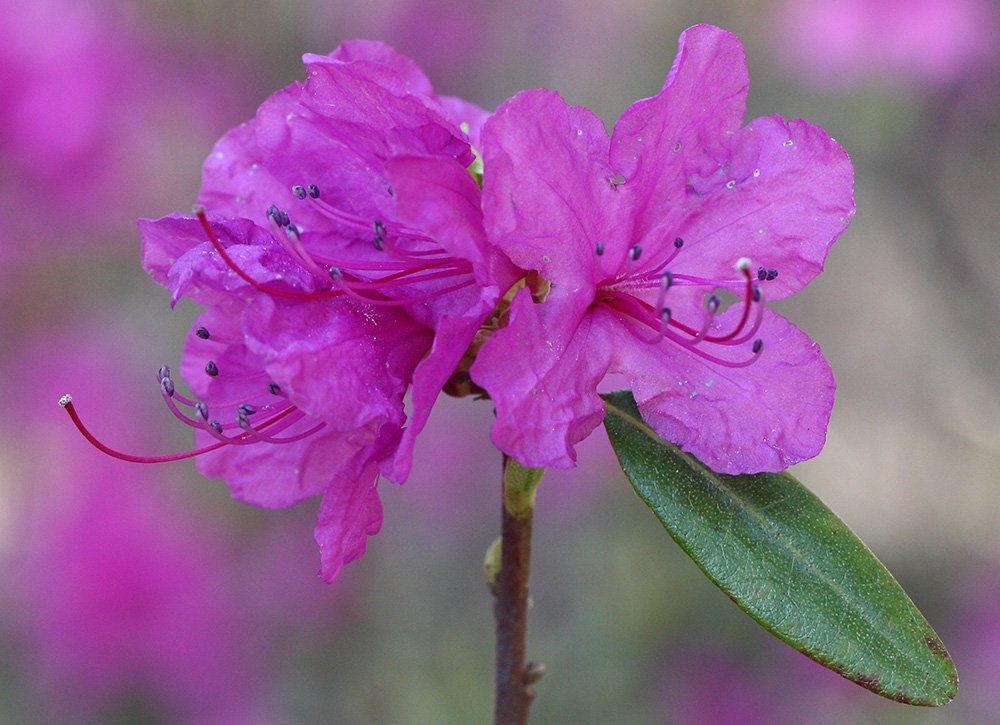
[494,455,538,724]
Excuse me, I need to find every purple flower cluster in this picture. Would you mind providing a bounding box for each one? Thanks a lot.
[74,26,854,579]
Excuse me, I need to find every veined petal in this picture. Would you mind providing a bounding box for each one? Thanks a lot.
[602,304,835,474]
[471,288,611,469]
[139,215,316,308]
[483,88,626,290]
[666,115,855,299]
[241,295,432,433]
[611,25,749,193]
[314,458,384,582]
[385,153,521,300]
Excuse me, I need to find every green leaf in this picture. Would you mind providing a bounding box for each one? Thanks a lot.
[601,390,958,706]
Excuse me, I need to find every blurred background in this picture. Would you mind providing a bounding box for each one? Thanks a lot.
[2,0,999,722]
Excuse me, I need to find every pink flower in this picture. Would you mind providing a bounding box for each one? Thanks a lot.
[132,41,518,580]
[8,327,269,723]
[774,0,1000,90]
[470,25,855,474]
[0,0,242,254]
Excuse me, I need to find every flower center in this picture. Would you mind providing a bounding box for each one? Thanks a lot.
[591,238,769,368]
[194,181,476,307]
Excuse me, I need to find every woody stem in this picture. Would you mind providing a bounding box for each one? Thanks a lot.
[494,454,543,724]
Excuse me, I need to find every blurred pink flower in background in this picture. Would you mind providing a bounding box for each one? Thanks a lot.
[3,326,264,721]
[3,321,350,720]
[773,0,1000,91]
[0,0,244,273]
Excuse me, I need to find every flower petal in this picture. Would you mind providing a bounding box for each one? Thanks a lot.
[666,115,855,299]
[611,25,749,190]
[602,304,835,474]
[314,458,384,582]
[241,294,432,433]
[483,88,625,289]
[471,287,611,469]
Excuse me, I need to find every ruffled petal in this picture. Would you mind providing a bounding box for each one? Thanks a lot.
[664,115,855,299]
[611,25,749,191]
[241,294,432,432]
[179,310,380,508]
[139,215,316,308]
[314,459,384,582]
[471,287,611,469]
[602,304,835,474]
[482,88,626,289]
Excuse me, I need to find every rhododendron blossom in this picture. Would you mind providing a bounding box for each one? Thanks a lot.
[470,24,855,474]
[125,41,518,579]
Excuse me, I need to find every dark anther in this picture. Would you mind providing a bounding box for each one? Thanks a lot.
[328,266,342,279]
[196,326,211,339]
[674,237,684,248]
[757,266,767,281]
[268,382,282,395]
[766,268,778,281]
[752,338,764,354]
[372,235,384,251]
[707,294,720,312]
[662,271,674,289]
[205,361,219,377]
[629,244,642,261]
[266,204,290,227]
[595,241,605,256]
[237,403,257,416]
[752,285,761,303]
[661,307,672,323]
[195,402,209,420]
[157,365,171,382]
[285,223,300,239]
[160,376,175,398]
[291,185,307,200]
[373,220,387,237]
[307,184,320,199]
[209,420,223,434]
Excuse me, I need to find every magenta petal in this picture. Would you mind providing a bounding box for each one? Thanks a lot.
[198,110,294,227]
[603,304,835,474]
[483,88,625,287]
[611,25,749,185]
[320,40,436,97]
[439,95,492,150]
[241,295,433,432]
[385,153,521,298]
[471,288,611,469]
[139,215,318,308]
[387,306,487,482]
[314,461,384,582]
[665,115,855,300]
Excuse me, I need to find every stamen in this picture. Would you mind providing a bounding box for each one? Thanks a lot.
[194,206,343,301]
[196,327,211,339]
[593,239,766,370]
[205,361,219,377]
[59,395,229,463]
